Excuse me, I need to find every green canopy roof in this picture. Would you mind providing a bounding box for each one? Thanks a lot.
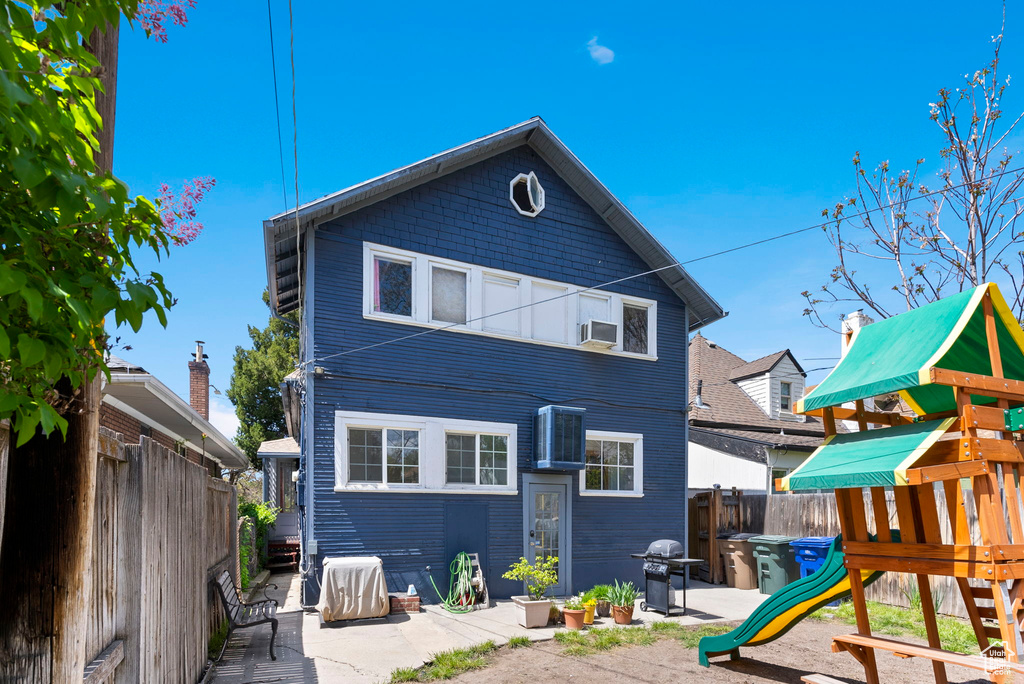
[780,418,956,491]
[796,283,1024,415]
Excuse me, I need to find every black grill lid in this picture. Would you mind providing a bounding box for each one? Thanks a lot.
[645,539,683,558]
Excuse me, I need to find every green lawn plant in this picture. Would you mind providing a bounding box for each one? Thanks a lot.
[502,556,558,600]
[590,584,613,600]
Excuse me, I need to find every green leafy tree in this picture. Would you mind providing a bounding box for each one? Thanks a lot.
[227,291,299,467]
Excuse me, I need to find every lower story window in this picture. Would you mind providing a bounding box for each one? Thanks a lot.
[445,433,509,486]
[581,432,643,495]
[336,411,517,493]
[348,427,419,484]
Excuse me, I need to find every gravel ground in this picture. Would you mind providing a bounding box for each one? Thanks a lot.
[449,621,996,683]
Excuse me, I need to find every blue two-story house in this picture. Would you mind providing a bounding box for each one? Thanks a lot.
[261,118,725,605]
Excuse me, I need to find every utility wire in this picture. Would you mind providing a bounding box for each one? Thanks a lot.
[287,0,302,332]
[266,0,288,210]
[299,164,1024,367]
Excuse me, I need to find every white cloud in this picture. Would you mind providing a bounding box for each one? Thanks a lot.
[587,37,615,65]
[208,396,240,441]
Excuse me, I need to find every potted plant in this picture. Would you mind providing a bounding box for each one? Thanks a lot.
[591,584,612,618]
[503,556,559,628]
[581,590,597,625]
[609,580,639,625]
[563,594,587,630]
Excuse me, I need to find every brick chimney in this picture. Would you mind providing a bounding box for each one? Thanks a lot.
[189,340,210,420]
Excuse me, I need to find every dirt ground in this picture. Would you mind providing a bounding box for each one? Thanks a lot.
[450,620,996,684]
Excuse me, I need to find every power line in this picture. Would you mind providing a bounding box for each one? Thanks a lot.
[300,163,1024,367]
[266,0,288,210]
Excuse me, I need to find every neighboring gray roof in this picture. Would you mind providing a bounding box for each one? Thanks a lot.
[263,117,725,331]
[106,354,146,373]
[728,349,804,381]
[257,436,300,458]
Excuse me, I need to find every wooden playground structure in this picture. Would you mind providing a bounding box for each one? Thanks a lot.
[781,284,1024,683]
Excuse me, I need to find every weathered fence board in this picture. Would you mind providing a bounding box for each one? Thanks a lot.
[82,434,236,683]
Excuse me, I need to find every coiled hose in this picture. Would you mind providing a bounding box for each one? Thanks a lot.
[429,552,476,614]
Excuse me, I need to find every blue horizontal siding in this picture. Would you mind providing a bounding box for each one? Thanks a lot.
[306,145,689,601]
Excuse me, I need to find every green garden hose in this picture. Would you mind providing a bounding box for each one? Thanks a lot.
[429,552,476,614]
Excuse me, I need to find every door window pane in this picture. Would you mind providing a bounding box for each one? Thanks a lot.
[445,433,476,484]
[349,428,383,482]
[385,429,419,484]
[374,257,412,316]
[432,267,467,324]
[623,304,649,354]
[533,492,560,578]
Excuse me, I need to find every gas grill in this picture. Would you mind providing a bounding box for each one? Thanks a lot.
[630,539,702,617]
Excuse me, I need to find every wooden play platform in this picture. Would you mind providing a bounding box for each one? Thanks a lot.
[701,283,1024,683]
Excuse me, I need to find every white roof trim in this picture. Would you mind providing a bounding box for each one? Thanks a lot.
[103,373,248,469]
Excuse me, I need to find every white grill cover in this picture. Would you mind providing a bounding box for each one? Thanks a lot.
[317,556,390,621]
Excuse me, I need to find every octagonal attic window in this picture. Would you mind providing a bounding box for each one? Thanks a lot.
[509,172,545,217]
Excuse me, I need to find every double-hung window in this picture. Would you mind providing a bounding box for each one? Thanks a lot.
[780,382,792,412]
[336,411,517,493]
[347,427,420,485]
[445,433,509,486]
[580,431,643,496]
[373,256,413,317]
[622,303,650,354]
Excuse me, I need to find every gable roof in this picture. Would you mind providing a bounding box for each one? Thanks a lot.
[688,334,831,449]
[262,117,725,331]
[797,283,1024,415]
[728,349,804,381]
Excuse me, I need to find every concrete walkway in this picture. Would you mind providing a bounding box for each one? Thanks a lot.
[210,573,768,684]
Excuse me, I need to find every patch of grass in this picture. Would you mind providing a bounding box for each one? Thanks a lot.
[390,667,420,682]
[675,624,731,649]
[812,600,980,655]
[589,627,625,650]
[619,626,657,646]
[553,630,588,646]
[562,644,593,657]
[649,621,686,635]
[207,618,229,660]
[507,636,531,649]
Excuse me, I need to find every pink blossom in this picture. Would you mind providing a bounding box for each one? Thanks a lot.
[137,0,197,43]
[158,177,215,246]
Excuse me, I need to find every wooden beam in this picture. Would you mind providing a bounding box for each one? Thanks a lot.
[844,554,1024,579]
[823,406,836,438]
[869,487,891,542]
[833,633,1024,674]
[913,483,950,684]
[855,400,869,432]
[82,640,124,684]
[984,292,1005,379]
[906,460,992,485]
[835,489,879,684]
[930,367,1024,403]
[804,406,913,425]
[841,541,1016,562]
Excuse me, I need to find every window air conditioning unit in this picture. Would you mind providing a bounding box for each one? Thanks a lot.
[580,320,617,349]
[534,405,586,470]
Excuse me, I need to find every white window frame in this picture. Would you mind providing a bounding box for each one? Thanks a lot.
[362,242,658,360]
[428,262,471,326]
[579,430,644,498]
[335,410,518,494]
[509,171,545,217]
[443,431,513,489]
[780,381,793,413]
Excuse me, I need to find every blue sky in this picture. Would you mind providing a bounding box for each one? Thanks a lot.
[110,1,1018,438]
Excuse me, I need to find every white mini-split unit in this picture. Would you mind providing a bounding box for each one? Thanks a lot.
[580,319,617,348]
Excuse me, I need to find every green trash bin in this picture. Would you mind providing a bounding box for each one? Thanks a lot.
[750,535,799,595]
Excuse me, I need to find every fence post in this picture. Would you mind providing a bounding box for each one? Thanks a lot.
[114,443,143,684]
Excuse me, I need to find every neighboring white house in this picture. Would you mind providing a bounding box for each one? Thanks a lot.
[687,334,836,495]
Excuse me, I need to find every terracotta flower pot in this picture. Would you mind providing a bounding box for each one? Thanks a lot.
[583,603,596,625]
[512,596,552,628]
[612,604,634,625]
[596,599,611,618]
[563,608,586,630]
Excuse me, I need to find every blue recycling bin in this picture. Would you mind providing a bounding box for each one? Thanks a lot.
[791,536,839,605]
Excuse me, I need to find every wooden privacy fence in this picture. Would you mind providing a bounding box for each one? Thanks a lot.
[84,432,237,683]
[759,490,982,618]
[689,489,748,583]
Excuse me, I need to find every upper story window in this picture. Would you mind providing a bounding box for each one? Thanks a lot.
[335,410,518,494]
[780,382,792,412]
[362,243,657,359]
[510,172,545,217]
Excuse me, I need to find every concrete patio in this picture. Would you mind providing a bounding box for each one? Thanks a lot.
[210,572,769,684]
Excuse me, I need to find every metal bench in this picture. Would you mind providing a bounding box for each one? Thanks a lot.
[212,570,279,661]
